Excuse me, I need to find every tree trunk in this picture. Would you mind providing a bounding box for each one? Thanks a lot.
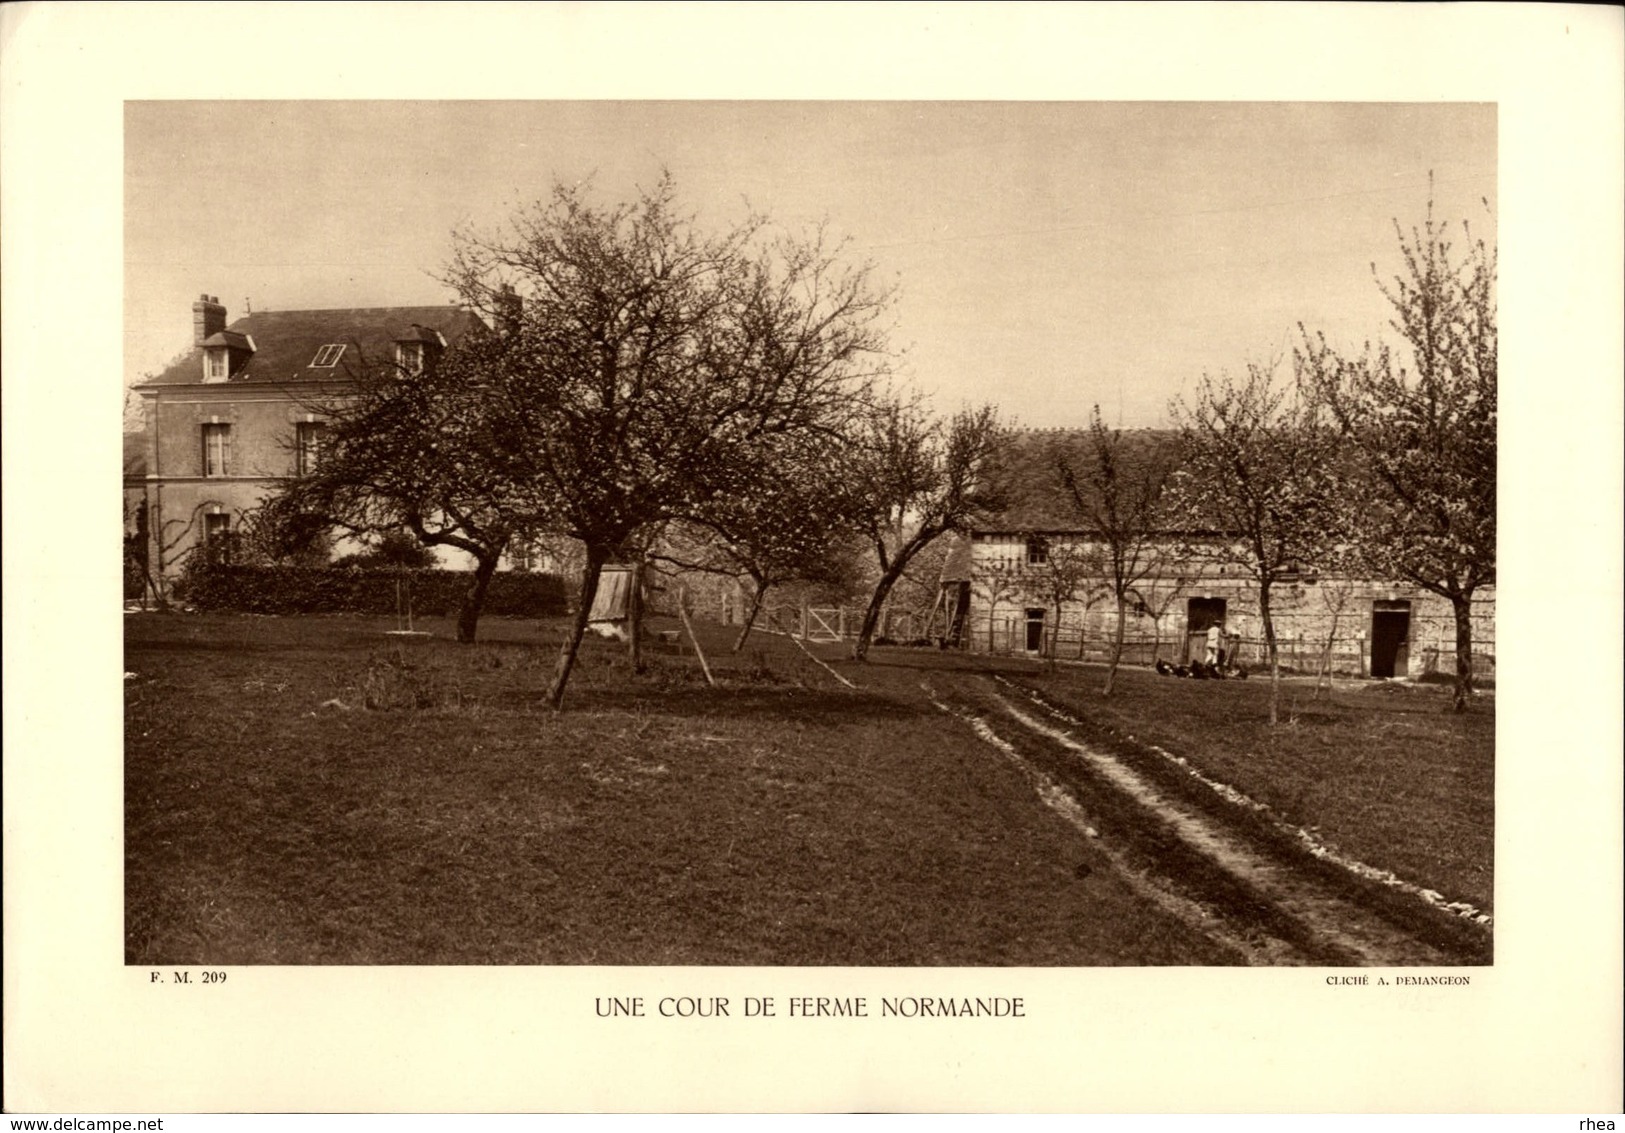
[1451,592,1475,713]
[853,562,908,662]
[1312,592,1344,700]
[1260,582,1280,726]
[1103,592,1128,696]
[546,548,606,711]
[455,551,501,643]
[626,559,644,674]
[731,575,768,653]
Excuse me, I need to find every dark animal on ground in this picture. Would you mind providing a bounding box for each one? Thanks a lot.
[1155,657,1248,681]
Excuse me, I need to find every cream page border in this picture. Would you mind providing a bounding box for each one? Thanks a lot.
[3,2,1622,1114]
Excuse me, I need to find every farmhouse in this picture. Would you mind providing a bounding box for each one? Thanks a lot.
[129,295,484,585]
[936,429,1495,680]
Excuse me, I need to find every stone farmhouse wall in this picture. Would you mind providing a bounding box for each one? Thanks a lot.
[964,533,1496,680]
[131,299,499,588]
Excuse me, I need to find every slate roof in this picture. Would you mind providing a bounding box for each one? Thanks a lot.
[979,427,1181,533]
[138,305,484,387]
[199,331,255,350]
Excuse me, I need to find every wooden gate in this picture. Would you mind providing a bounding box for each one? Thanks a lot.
[804,607,845,643]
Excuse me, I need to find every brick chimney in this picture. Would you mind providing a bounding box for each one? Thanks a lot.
[496,283,523,337]
[193,294,226,345]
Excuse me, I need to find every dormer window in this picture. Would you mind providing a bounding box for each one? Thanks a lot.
[201,330,255,381]
[393,325,445,375]
[395,341,424,375]
[311,344,346,368]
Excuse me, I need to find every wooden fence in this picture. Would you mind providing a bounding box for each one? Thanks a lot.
[729,603,1493,681]
[960,613,1495,679]
[759,605,925,644]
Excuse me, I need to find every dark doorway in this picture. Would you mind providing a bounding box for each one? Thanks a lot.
[1370,600,1411,678]
[1185,597,1227,663]
[1025,608,1046,653]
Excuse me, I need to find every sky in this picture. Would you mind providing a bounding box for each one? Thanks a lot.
[125,100,1495,429]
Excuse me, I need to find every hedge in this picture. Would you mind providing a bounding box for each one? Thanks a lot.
[175,563,570,618]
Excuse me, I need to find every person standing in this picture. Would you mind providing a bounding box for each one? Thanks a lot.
[1205,620,1224,667]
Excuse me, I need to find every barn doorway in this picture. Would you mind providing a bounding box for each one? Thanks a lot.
[1025,608,1047,653]
[1185,597,1227,663]
[1370,600,1412,678]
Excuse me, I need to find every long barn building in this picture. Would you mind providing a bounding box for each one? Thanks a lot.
[935,429,1495,681]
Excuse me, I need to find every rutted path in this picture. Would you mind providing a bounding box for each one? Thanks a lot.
[926,672,1491,967]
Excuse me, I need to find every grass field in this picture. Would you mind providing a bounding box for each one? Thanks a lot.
[1015,662,1495,913]
[124,613,1492,965]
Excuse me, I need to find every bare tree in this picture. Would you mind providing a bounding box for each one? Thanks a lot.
[1311,574,1356,698]
[1018,537,1101,668]
[656,432,866,652]
[1296,196,1496,712]
[848,401,1005,662]
[442,174,891,708]
[977,562,1023,653]
[1135,574,1189,666]
[266,339,518,644]
[1168,361,1342,725]
[882,535,958,641]
[1058,407,1174,694]
[234,501,334,567]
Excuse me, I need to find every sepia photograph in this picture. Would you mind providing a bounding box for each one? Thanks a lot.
[123,100,1496,969]
[6,1,1621,1116]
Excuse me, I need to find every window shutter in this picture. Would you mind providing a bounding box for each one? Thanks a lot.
[222,426,232,476]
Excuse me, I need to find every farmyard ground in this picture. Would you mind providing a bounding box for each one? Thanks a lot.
[124,613,1492,965]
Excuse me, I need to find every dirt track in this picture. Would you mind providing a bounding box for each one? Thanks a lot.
[924,671,1493,967]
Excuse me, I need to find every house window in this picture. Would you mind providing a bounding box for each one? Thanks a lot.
[205,349,228,382]
[296,421,326,476]
[202,422,231,477]
[310,344,346,368]
[395,341,424,375]
[1026,536,1048,566]
[203,512,232,563]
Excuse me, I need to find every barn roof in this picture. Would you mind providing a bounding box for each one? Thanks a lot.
[977,427,1181,534]
[137,305,484,387]
[938,532,976,582]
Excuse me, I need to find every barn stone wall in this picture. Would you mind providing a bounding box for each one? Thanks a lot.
[965,534,1495,680]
